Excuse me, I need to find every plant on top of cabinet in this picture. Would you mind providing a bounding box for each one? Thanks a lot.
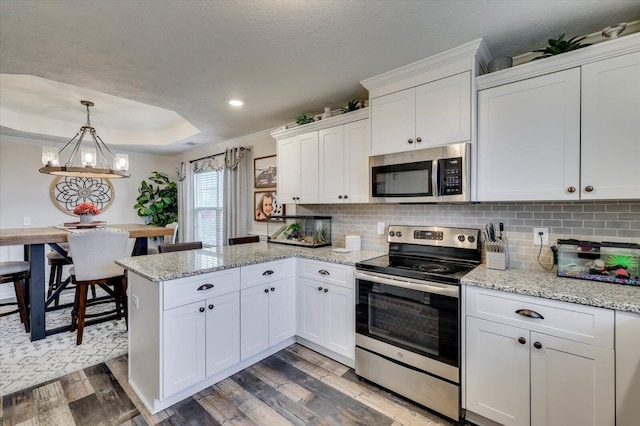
[533,33,591,59]
[339,99,362,114]
[295,112,315,125]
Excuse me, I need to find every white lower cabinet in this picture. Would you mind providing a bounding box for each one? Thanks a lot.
[465,287,615,426]
[240,260,296,360]
[163,292,240,397]
[298,260,354,359]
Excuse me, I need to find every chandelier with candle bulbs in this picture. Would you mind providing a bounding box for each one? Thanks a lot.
[39,100,130,179]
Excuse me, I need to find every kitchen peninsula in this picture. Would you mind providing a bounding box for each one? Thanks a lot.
[116,243,381,414]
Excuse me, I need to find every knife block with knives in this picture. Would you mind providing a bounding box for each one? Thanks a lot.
[485,222,509,270]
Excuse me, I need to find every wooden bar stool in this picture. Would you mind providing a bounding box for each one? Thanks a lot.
[0,261,30,332]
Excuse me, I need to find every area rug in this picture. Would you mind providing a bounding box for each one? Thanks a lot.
[0,291,128,396]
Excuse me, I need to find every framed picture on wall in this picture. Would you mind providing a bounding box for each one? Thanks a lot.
[254,155,277,188]
[254,190,285,222]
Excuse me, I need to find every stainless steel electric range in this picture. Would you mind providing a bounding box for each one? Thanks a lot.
[354,225,481,422]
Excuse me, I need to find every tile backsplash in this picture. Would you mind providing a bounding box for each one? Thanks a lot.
[297,201,640,271]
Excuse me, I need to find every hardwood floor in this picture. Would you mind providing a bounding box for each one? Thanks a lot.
[1,344,457,425]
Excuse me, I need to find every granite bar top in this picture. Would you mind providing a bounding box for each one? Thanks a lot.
[116,242,383,282]
[462,265,640,313]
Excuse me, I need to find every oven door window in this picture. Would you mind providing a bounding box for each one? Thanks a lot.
[372,161,433,197]
[357,280,458,367]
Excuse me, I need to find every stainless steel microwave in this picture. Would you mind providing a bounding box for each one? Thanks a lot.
[370,142,470,203]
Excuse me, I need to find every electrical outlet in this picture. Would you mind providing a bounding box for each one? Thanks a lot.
[377,222,385,235]
[23,216,31,226]
[533,228,549,246]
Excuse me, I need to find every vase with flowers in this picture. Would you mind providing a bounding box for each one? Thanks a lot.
[74,201,101,224]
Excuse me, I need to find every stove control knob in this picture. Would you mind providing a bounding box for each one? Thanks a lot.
[457,235,466,242]
[396,231,403,237]
[388,231,395,237]
[468,235,476,243]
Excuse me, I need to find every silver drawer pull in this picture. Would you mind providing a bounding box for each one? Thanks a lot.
[197,284,214,291]
[262,270,274,276]
[318,269,330,276]
[515,309,544,319]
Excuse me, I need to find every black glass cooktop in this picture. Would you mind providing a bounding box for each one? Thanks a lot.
[356,254,478,284]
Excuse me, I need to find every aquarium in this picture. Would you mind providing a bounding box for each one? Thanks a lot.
[267,216,331,248]
[557,239,639,286]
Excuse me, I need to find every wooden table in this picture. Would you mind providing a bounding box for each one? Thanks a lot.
[0,224,174,341]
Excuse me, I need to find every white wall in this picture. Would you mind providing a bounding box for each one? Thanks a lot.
[178,128,277,240]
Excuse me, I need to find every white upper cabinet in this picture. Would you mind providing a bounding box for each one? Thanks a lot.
[477,68,581,201]
[581,52,640,200]
[277,131,319,204]
[318,119,370,203]
[370,72,471,155]
[476,35,640,201]
[362,39,487,162]
[370,88,416,155]
[273,109,370,205]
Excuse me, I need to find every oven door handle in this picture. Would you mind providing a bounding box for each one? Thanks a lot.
[355,272,459,298]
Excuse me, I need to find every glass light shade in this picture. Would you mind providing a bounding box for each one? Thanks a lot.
[42,146,59,166]
[114,153,129,171]
[81,147,97,167]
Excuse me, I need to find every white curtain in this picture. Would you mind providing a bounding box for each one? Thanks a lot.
[223,147,249,243]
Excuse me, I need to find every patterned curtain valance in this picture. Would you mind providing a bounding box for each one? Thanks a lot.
[192,147,250,173]
[192,155,225,173]
[225,147,249,170]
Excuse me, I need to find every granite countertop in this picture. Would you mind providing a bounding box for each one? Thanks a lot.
[462,265,640,313]
[116,242,383,282]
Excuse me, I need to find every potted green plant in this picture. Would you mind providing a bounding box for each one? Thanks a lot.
[295,112,315,125]
[534,34,591,58]
[134,171,178,226]
[340,99,361,114]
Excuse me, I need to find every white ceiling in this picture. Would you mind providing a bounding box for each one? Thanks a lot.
[1,0,639,155]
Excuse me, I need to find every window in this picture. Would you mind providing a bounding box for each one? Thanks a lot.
[193,170,224,247]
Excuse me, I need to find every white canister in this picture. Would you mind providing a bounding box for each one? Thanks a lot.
[322,107,332,120]
[345,234,361,251]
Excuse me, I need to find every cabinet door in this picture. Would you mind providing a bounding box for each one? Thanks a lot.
[298,132,319,203]
[466,317,530,426]
[323,283,354,359]
[530,332,615,426]
[163,301,206,397]
[318,126,345,203]
[277,136,300,204]
[268,277,296,345]
[298,277,324,344]
[370,88,416,155]
[240,285,270,360]
[205,292,240,376]
[415,72,471,147]
[343,119,370,203]
[581,52,640,200]
[477,68,581,201]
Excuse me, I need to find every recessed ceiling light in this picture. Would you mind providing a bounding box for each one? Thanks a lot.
[229,99,244,107]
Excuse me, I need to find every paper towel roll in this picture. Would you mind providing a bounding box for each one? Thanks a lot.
[345,234,361,251]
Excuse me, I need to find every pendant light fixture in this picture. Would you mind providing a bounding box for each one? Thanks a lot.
[39,100,130,179]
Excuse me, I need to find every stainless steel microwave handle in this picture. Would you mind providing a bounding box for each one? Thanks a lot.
[432,158,439,197]
[355,271,458,298]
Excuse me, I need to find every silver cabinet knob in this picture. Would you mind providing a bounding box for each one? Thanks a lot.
[567,186,576,193]
[416,137,422,143]
[585,186,594,193]
[408,139,414,144]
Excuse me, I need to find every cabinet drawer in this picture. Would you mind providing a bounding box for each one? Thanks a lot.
[466,286,613,349]
[240,259,295,289]
[163,268,240,310]
[299,259,354,289]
